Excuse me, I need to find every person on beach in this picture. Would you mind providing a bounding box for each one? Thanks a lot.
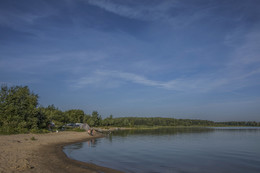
[87,129,94,136]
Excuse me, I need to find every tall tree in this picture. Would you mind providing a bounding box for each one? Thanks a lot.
[88,111,102,127]
[0,85,45,133]
[41,105,67,127]
[65,109,85,123]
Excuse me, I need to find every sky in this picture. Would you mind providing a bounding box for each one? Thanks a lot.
[0,0,260,121]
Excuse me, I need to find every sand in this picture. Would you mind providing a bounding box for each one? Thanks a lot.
[0,131,122,173]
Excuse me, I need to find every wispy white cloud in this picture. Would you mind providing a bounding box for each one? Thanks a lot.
[86,0,176,21]
[223,29,260,85]
[231,30,260,65]
[71,26,260,91]
[0,3,56,29]
[71,70,234,92]
[97,70,162,87]
[72,27,260,93]
[84,0,227,29]
[0,50,108,73]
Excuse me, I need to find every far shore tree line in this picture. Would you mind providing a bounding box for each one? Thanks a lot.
[0,85,259,134]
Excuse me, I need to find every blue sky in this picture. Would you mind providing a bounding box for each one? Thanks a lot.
[1,0,260,121]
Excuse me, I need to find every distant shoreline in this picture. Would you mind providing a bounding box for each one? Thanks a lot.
[0,131,121,173]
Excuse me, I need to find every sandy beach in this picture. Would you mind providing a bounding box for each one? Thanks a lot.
[0,131,122,173]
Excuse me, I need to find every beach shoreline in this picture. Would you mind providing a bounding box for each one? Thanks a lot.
[0,131,122,173]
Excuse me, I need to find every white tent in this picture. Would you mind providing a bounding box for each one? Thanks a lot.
[80,123,91,131]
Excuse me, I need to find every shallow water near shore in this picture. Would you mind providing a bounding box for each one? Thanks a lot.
[64,127,260,173]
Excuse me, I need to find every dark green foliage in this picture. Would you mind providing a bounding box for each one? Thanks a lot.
[0,85,45,133]
[101,117,260,127]
[83,114,91,123]
[65,109,85,123]
[0,85,97,134]
[102,115,114,126]
[103,117,215,127]
[40,105,68,127]
[87,111,102,127]
[215,121,260,126]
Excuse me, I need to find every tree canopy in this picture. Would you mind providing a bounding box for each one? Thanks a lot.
[1,85,259,134]
[0,85,92,133]
[0,85,45,133]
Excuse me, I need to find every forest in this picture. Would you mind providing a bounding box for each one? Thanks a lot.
[0,85,259,134]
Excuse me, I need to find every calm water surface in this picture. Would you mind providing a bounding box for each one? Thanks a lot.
[64,127,260,173]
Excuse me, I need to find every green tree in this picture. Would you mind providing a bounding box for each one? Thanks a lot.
[102,114,114,126]
[0,85,45,133]
[88,111,102,127]
[83,114,91,123]
[41,105,67,127]
[65,109,85,123]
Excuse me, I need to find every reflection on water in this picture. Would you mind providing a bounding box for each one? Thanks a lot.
[64,127,260,173]
[105,127,214,143]
[86,139,98,147]
[111,127,214,137]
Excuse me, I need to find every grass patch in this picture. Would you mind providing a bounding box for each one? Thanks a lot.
[30,128,50,134]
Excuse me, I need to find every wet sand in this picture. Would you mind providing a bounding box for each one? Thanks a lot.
[0,131,122,173]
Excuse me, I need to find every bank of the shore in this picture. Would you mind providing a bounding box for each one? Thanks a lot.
[0,131,122,173]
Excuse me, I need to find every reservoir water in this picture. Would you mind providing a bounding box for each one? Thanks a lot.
[64,127,260,173]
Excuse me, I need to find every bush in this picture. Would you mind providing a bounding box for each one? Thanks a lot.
[30,128,50,134]
[0,85,48,133]
[0,126,29,135]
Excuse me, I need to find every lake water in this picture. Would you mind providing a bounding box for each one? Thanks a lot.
[64,127,260,173]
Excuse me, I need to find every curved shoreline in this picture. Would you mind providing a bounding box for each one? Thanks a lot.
[0,132,122,173]
[54,136,123,173]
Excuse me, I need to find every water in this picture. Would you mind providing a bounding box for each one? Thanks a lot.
[64,127,260,173]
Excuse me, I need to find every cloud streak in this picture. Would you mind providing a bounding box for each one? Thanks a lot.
[72,68,258,92]
[72,26,260,93]
[86,0,174,21]
[0,1,57,29]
